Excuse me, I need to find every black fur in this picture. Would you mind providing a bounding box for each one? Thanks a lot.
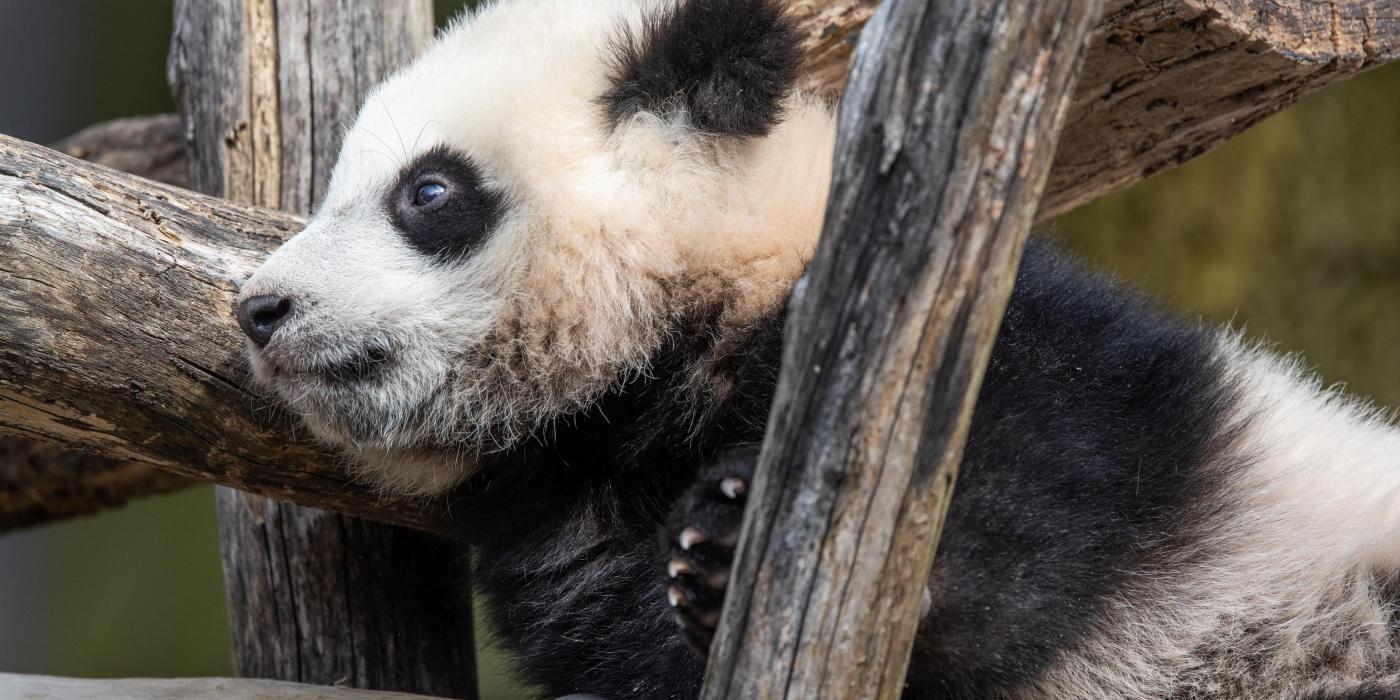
[1306,687,1400,700]
[603,0,802,137]
[450,239,1249,698]
[385,146,505,263]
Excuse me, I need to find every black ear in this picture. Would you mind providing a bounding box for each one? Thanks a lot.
[605,0,802,138]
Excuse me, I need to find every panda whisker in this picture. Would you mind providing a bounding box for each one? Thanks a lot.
[361,128,406,169]
[379,99,410,163]
[411,119,447,160]
[346,149,401,170]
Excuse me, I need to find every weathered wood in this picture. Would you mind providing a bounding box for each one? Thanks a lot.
[0,673,448,700]
[169,1,477,697]
[51,114,189,190]
[0,132,455,535]
[790,0,1400,220]
[0,116,196,535]
[216,496,477,694]
[1046,0,1400,218]
[0,439,190,535]
[701,0,1103,698]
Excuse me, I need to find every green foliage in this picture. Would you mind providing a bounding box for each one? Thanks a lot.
[6,487,230,677]
[78,0,175,124]
[1051,63,1400,407]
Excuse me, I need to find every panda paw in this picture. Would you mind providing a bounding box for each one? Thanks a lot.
[661,447,757,657]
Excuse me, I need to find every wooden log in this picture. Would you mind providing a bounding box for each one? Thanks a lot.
[51,115,189,190]
[0,116,197,535]
[0,673,448,700]
[700,0,1103,698]
[1046,0,1400,217]
[0,132,456,535]
[215,498,477,695]
[168,1,478,697]
[790,0,1400,220]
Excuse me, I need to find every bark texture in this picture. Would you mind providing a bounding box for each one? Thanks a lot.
[0,116,195,535]
[51,114,189,190]
[0,133,454,534]
[701,1,1103,698]
[216,498,477,695]
[168,1,478,698]
[790,0,1400,219]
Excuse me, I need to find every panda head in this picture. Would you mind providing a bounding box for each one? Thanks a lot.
[235,0,835,496]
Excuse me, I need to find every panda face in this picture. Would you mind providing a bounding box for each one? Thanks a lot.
[235,0,834,496]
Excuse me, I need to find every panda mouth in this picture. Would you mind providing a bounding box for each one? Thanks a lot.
[262,337,397,385]
[320,344,394,383]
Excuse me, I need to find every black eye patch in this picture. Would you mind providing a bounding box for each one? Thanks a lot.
[386,146,505,263]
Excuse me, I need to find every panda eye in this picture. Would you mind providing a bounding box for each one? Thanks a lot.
[413,181,448,207]
[388,148,504,263]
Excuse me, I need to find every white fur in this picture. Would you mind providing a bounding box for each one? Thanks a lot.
[1020,336,1400,698]
[238,0,834,495]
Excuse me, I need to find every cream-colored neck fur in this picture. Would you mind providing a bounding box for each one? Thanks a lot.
[439,96,837,451]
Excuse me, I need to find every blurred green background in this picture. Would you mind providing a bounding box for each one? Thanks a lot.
[0,1,1397,699]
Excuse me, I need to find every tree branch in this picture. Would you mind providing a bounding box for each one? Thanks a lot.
[791,0,1400,219]
[0,440,190,534]
[701,0,1103,696]
[0,116,195,535]
[51,114,189,190]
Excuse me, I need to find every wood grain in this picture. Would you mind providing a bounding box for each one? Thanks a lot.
[0,117,195,535]
[0,673,447,700]
[0,133,455,536]
[701,0,1103,697]
[790,0,1400,220]
[51,114,189,190]
[168,1,478,697]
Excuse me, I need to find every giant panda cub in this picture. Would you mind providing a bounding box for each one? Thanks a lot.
[232,0,1400,697]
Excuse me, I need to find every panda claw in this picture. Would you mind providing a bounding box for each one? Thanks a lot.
[719,476,747,500]
[679,526,706,550]
[668,559,692,578]
[667,585,689,608]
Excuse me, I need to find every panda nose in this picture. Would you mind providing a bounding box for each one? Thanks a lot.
[236,295,294,347]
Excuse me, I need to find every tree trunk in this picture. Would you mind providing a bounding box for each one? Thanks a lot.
[701,0,1103,697]
[167,1,477,697]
